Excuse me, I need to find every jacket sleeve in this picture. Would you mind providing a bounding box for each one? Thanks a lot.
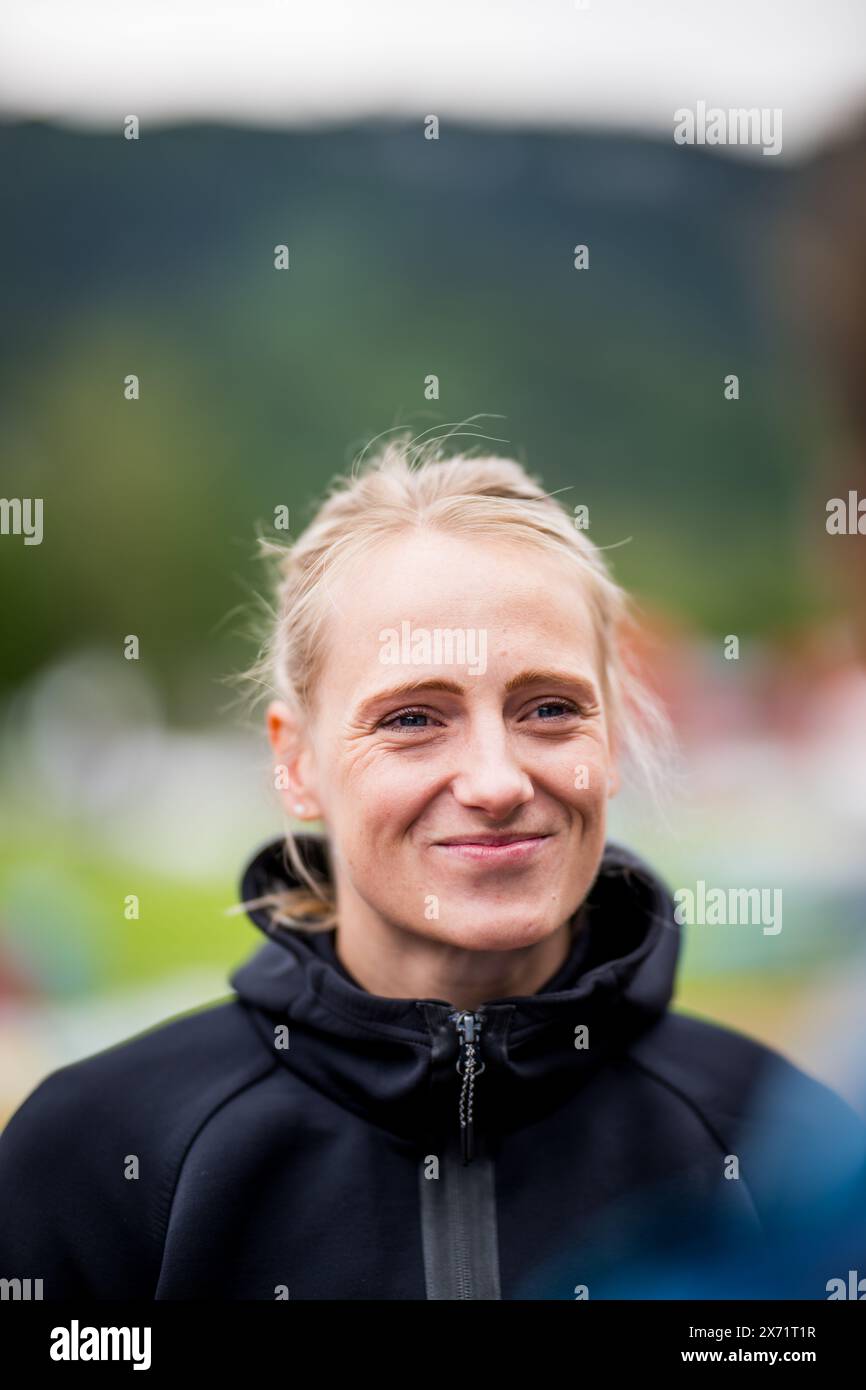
[0,1065,165,1299]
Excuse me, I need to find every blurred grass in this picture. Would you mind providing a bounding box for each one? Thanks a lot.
[0,830,249,996]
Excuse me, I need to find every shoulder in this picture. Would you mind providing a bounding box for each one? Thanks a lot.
[0,998,276,1297]
[3,995,274,1138]
[627,1007,866,1166]
[624,1010,866,1290]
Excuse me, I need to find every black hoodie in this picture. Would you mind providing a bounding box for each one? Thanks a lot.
[1,834,864,1300]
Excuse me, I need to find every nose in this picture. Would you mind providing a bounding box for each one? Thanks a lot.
[450,715,534,819]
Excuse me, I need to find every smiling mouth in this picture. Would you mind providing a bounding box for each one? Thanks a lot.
[434,833,551,846]
[431,833,554,863]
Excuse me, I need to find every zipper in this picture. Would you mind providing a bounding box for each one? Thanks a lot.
[417,1000,503,1298]
[450,1009,486,1163]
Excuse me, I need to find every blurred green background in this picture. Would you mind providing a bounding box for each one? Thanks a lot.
[2,119,865,1124]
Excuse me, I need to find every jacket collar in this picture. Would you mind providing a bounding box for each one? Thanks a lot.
[230,833,681,1143]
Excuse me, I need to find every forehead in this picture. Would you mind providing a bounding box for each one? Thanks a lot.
[318,529,604,691]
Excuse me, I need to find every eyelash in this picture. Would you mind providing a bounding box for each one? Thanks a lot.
[379,700,583,733]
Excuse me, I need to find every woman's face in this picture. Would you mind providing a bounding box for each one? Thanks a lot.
[273,529,618,953]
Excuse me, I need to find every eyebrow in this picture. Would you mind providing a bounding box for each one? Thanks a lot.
[356,668,600,716]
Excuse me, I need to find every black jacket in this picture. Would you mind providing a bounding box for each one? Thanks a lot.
[1,834,864,1300]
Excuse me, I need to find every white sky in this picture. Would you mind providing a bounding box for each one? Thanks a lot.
[1,0,865,159]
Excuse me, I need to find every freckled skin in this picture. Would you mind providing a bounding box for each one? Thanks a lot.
[267,530,619,1009]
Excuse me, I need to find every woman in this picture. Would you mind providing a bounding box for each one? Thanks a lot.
[1,437,864,1300]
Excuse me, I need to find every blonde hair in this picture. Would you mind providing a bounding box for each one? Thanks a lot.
[236,430,674,932]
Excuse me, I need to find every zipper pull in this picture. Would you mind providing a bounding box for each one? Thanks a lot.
[451,1010,485,1164]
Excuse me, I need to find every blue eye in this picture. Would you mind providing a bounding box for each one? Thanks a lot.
[378,700,581,734]
[533,701,578,719]
[381,707,433,731]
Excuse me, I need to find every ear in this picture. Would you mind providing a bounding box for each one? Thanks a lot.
[266,699,323,821]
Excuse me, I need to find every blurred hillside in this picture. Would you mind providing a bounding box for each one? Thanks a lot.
[0,120,834,720]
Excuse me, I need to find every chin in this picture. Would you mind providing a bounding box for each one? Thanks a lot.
[423,911,557,952]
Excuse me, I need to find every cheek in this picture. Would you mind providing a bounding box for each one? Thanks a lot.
[336,747,442,834]
[535,734,609,802]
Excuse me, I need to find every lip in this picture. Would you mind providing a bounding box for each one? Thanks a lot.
[431,834,553,864]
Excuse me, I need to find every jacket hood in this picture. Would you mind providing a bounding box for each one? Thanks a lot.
[229,834,681,1150]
